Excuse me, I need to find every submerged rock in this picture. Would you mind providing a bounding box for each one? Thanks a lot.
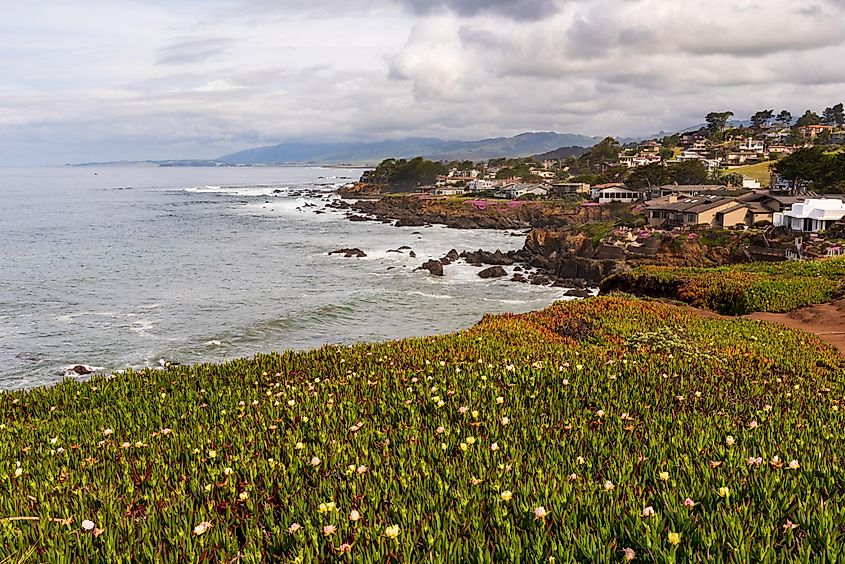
[416,260,444,277]
[329,248,367,258]
[69,365,93,375]
[478,266,507,279]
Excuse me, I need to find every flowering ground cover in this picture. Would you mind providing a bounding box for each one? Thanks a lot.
[2,296,844,561]
[600,257,845,314]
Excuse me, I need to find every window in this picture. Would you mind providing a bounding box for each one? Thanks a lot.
[687,213,697,223]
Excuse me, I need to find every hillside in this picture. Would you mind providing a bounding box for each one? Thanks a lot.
[2,296,844,561]
[217,132,601,166]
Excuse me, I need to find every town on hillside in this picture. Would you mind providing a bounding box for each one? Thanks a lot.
[349,105,845,244]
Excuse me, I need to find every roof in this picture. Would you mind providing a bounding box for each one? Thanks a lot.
[645,194,738,214]
[658,184,726,193]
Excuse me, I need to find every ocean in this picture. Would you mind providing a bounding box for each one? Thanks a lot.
[0,166,579,390]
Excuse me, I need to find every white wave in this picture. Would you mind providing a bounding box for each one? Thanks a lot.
[409,291,454,300]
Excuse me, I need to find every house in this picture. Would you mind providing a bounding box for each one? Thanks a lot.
[591,183,627,199]
[798,124,835,140]
[742,178,762,189]
[550,182,591,196]
[466,179,500,192]
[774,199,845,232]
[530,168,557,180]
[431,187,466,196]
[736,192,807,225]
[595,186,643,204]
[496,183,549,199]
[644,194,750,228]
[653,184,727,199]
[739,138,765,152]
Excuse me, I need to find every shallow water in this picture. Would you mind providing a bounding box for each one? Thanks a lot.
[0,166,581,389]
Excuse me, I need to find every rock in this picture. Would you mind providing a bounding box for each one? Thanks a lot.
[387,249,403,254]
[565,289,593,298]
[347,215,370,222]
[329,248,367,258]
[415,260,444,277]
[478,266,507,279]
[69,365,93,375]
[440,258,452,266]
[409,251,416,258]
[395,218,428,227]
[445,249,460,261]
[461,249,516,266]
[511,274,528,283]
[398,246,412,251]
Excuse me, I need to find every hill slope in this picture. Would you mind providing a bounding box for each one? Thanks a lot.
[217,132,601,165]
[2,296,844,561]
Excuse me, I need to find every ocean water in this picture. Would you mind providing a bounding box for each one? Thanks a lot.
[0,166,580,390]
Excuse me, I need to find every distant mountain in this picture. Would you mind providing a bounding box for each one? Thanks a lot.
[532,146,588,161]
[217,132,602,165]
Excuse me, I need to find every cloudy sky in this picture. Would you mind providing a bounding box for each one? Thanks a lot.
[3,0,844,164]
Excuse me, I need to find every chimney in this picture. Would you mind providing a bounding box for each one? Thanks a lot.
[668,194,678,204]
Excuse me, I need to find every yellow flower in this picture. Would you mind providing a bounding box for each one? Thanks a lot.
[385,525,400,540]
[725,436,735,446]
[659,471,669,482]
[718,486,730,498]
[668,532,681,545]
[238,492,249,502]
[500,490,513,501]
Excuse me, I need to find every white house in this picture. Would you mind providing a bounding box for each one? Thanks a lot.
[497,183,549,199]
[739,138,765,152]
[595,186,642,204]
[431,187,466,196]
[774,198,845,232]
[466,179,499,192]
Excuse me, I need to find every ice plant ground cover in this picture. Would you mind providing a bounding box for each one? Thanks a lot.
[1,296,845,561]
[600,256,845,315]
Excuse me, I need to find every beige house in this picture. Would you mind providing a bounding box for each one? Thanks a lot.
[645,194,750,228]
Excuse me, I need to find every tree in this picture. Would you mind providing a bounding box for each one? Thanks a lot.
[719,171,745,188]
[668,160,710,185]
[795,110,821,127]
[705,111,734,139]
[578,137,621,171]
[626,162,671,189]
[750,109,774,130]
[822,107,837,125]
[832,103,845,127]
[775,110,793,127]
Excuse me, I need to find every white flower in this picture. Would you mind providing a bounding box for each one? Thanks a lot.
[385,524,400,539]
[490,442,499,451]
[534,506,548,519]
[14,467,23,478]
[310,457,321,467]
[349,510,360,522]
[641,506,655,518]
[788,459,800,470]
[501,417,509,425]
[725,436,735,446]
[82,520,95,531]
[224,467,234,476]
[193,521,211,535]
[603,480,615,491]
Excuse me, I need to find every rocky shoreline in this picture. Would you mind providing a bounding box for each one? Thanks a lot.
[330,191,758,290]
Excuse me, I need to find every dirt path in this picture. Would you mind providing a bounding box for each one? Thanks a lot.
[684,300,845,356]
[747,300,845,356]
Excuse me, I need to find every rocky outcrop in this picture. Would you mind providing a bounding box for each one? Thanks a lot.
[416,260,444,276]
[349,195,614,230]
[478,266,508,279]
[461,249,517,266]
[329,248,367,258]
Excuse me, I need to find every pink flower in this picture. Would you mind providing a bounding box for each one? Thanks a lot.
[641,506,655,518]
[459,406,468,414]
[684,498,695,508]
[623,547,636,561]
[288,523,301,534]
[436,426,446,434]
[322,524,336,536]
[534,506,549,519]
[349,510,360,522]
[338,543,352,553]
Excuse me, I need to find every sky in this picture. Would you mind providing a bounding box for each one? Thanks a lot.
[2,0,845,165]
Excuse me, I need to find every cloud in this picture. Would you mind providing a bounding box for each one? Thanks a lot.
[399,0,561,20]
[3,0,845,164]
[156,38,234,66]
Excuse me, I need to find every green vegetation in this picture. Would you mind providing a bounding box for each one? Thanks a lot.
[601,257,845,315]
[773,147,845,193]
[364,157,448,188]
[728,161,775,187]
[626,160,711,189]
[2,296,845,561]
